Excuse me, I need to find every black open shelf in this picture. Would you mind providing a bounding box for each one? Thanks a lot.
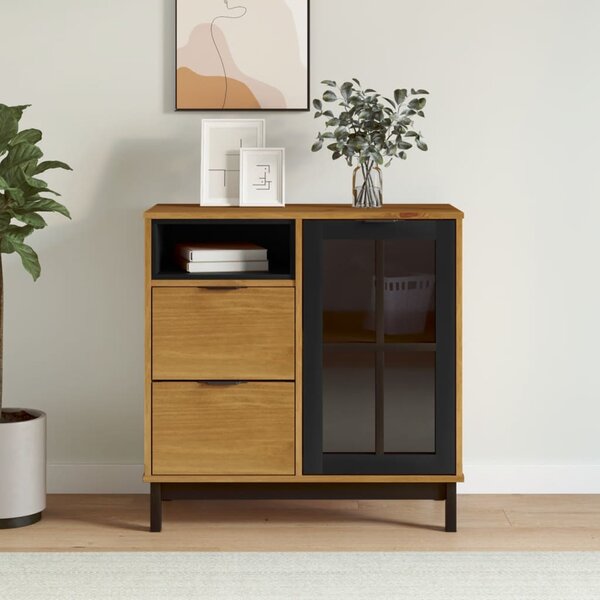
[151,219,295,280]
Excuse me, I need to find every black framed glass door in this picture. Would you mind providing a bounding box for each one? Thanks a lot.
[303,220,456,475]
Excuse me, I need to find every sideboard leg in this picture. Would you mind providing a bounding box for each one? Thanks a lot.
[150,483,162,533]
[445,483,457,532]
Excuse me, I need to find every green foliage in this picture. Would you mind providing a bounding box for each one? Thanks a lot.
[0,104,72,280]
[311,80,429,169]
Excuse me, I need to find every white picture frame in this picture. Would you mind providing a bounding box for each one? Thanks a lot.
[239,148,286,208]
[200,119,266,206]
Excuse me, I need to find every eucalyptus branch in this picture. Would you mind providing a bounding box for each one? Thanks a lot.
[311,80,429,169]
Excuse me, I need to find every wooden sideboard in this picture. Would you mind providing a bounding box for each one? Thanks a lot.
[144,204,464,532]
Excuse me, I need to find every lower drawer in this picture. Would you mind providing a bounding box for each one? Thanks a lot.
[152,382,295,476]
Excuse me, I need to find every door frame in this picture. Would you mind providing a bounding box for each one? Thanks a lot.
[302,220,456,475]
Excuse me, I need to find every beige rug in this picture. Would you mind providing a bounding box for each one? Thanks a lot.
[1,552,599,599]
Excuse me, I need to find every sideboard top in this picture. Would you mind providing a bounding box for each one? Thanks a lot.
[145,204,464,220]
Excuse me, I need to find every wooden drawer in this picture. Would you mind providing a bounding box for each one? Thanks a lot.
[152,287,295,380]
[152,382,295,475]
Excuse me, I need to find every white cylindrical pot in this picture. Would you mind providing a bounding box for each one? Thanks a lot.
[0,409,46,528]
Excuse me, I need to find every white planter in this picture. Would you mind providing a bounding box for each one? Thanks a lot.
[0,409,46,528]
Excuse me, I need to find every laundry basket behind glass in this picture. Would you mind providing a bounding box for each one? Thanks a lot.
[365,274,435,335]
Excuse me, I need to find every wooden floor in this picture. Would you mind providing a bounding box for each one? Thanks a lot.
[1,495,599,552]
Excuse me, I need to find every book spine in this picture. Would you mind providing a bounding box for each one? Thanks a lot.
[186,250,268,262]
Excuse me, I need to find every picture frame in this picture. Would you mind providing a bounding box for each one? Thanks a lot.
[200,119,266,206]
[176,0,310,111]
[239,148,286,208]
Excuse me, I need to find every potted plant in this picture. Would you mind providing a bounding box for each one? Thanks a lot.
[0,104,72,529]
[311,79,429,207]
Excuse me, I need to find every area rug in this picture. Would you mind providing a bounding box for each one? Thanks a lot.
[1,552,599,599]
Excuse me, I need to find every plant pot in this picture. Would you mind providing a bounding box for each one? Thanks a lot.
[0,409,46,529]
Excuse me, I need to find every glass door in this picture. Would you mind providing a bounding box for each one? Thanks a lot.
[303,220,456,475]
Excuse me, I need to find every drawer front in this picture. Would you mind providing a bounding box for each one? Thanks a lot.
[152,382,295,475]
[152,287,295,380]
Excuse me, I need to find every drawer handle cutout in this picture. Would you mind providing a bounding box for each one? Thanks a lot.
[200,287,246,291]
[199,381,248,387]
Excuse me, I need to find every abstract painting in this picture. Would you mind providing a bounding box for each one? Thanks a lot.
[176,0,309,111]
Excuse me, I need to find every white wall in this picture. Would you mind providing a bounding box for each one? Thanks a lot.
[1,0,599,493]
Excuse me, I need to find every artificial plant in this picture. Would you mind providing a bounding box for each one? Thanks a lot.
[0,104,72,420]
[311,79,429,206]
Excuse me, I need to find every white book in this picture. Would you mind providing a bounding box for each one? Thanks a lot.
[181,260,269,274]
[177,242,268,262]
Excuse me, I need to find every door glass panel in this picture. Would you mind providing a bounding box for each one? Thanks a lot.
[384,351,435,453]
[383,240,436,342]
[323,239,375,342]
[323,347,375,453]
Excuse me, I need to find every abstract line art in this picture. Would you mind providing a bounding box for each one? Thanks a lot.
[210,1,248,110]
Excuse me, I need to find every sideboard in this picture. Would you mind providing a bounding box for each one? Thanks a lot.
[144,204,463,532]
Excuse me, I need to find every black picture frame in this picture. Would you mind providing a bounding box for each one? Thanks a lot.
[175,0,310,112]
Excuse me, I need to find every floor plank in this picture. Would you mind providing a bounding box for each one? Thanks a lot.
[1,495,600,552]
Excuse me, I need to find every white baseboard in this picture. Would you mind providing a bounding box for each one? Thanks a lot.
[46,464,600,494]
[47,464,149,494]
[458,465,600,494]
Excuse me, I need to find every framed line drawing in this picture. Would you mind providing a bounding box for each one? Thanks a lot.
[239,148,285,207]
[176,0,310,111]
[201,119,266,206]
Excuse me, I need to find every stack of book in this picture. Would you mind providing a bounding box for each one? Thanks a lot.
[177,242,269,274]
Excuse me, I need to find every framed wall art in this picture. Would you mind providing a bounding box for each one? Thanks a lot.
[201,119,266,206]
[176,0,310,111]
[239,148,285,207]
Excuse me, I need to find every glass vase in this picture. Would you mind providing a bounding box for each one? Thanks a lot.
[352,164,383,208]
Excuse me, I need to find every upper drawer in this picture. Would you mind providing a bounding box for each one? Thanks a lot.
[152,287,295,380]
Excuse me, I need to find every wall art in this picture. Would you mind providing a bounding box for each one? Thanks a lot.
[176,0,309,111]
[201,119,266,206]
[239,148,285,207]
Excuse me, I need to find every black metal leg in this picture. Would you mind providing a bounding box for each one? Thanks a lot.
[150,483,162,532]
[445,483,457,532]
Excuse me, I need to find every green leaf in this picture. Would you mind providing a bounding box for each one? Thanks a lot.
[0,142,43,174]
[408,98,426,110]
[0,175,8,189]
[312,99,323,111]
[12,211,47,229]
[35,160,72,174]
[12,239,41,281]
[323,90,337,102]
[0,112,18,151]
[0,212,11,231]
[399,151,407,160]
[5,187,25,203]
[21,198,71,219]
[311,140,323,152]
[9,128,42,146]
[321,80,337,87]
[416,139,428,151]
[351,78,361,87]
[4,224,35,242]
[415,89,429,95]
[0,237,15,254]
[404,131,418,137]
[332,151,342,160]
[394,89,407,105]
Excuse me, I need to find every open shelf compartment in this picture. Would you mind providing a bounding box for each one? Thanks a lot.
[152,219,295,280]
